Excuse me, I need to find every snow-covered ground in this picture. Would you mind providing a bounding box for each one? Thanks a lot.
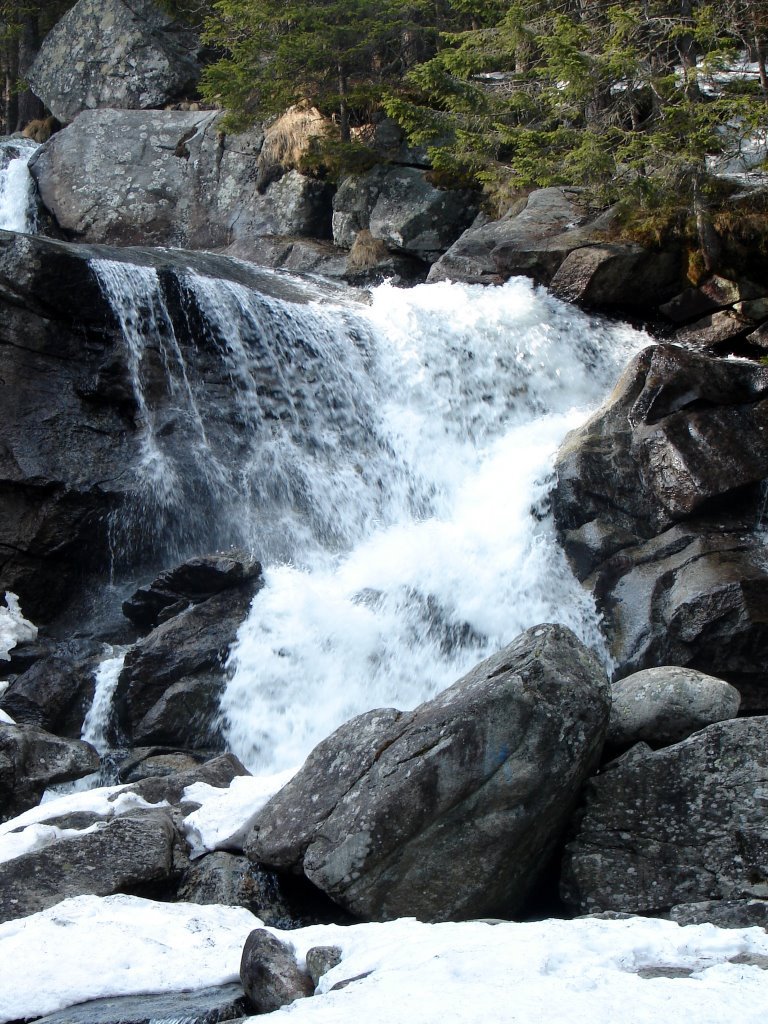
[1,776,767,1022]
[1,894,767,1023]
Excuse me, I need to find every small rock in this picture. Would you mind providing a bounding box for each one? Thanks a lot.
[305,946,342,988]
[239,929,313,1013]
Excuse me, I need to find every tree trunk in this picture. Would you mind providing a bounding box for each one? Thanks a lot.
[693,173,721,273]
[14,7,44,131]
[337,65,350,144]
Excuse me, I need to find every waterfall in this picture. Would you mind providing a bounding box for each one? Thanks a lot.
[0,138,39,233]
[219,278,649,772]
[81,649,127,756]
[91,260,649,775]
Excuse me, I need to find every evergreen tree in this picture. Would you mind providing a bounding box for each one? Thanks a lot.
[200,0,450,140]
[386,0,768,242]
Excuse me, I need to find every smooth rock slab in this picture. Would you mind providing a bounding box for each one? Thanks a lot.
[248,624,610,922]
[31,984,250,1024]
[562,716,768,916]
[608,666,741,749]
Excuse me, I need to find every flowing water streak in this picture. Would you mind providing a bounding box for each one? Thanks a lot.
[222,277,651,773]
[81,649,127,755]
[0,138,39,232]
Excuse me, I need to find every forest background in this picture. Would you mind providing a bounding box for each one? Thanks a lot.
[2,1,767,265]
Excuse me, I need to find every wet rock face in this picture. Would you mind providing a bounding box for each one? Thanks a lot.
[0,231,337,624]
[0,723,99,821]
[561,717,768,916]
[28,0,203,122]
[247,623,610,922]
[551,343,768,710]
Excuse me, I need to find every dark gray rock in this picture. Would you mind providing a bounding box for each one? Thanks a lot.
[31,985,250,1024]
[114,585,258,748]
[305,946,342,988]
[248,624,610,922]
[427,188,588,285]
[177,852,347,929]
[0,639,102,736]
[0,811,177,922]
[0,723,99,821]
[551,343,768,709]
[239,929,313,1013]
[116,748,212,783]
[561,717,768,916]
[660,275,765,324]
[333,166,478,261]
[28,0,203,122]
[120,752,249,806]
[673,310,755,351]
[669,898,768,929]
[608,666,741,750]
[554,344,768,548]
[123,552,262,629]
[548,244,682,310]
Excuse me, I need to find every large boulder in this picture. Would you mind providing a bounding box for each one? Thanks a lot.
[28,0,203,122]
[332,166,479,262]
[551,343,768,709]
[562,717,768,916]
[428,189,684,308]
[0,723,99,821]
[427,188,599,285]
[30,109,332,248]
[247,624,610,922]
[0,811,177,922]
[548,243,682,310]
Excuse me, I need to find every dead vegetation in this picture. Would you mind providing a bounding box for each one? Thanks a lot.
[256,103,332,193]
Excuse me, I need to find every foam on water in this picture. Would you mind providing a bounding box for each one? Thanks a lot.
[221,278,649,772]
[0,138,39,232]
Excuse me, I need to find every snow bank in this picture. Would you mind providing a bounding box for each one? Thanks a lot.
[0,591,36,661]
[1,895,767,1024]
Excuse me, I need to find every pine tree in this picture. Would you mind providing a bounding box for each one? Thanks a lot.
[385,0,768,239]
[200,0,448,141]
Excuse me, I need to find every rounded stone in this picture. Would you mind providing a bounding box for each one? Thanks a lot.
[608,665,741,749]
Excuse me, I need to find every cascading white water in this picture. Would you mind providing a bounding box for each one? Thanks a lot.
[81,649,127,755]
[0,138,39,233]
[219,278,650,773]
[89,259,649,776]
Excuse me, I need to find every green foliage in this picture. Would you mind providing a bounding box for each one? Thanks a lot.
[200,0,454,141]
[384,0,768,230]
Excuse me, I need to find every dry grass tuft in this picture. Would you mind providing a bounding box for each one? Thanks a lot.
[256,103,332,192]
[346,229,390,271]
